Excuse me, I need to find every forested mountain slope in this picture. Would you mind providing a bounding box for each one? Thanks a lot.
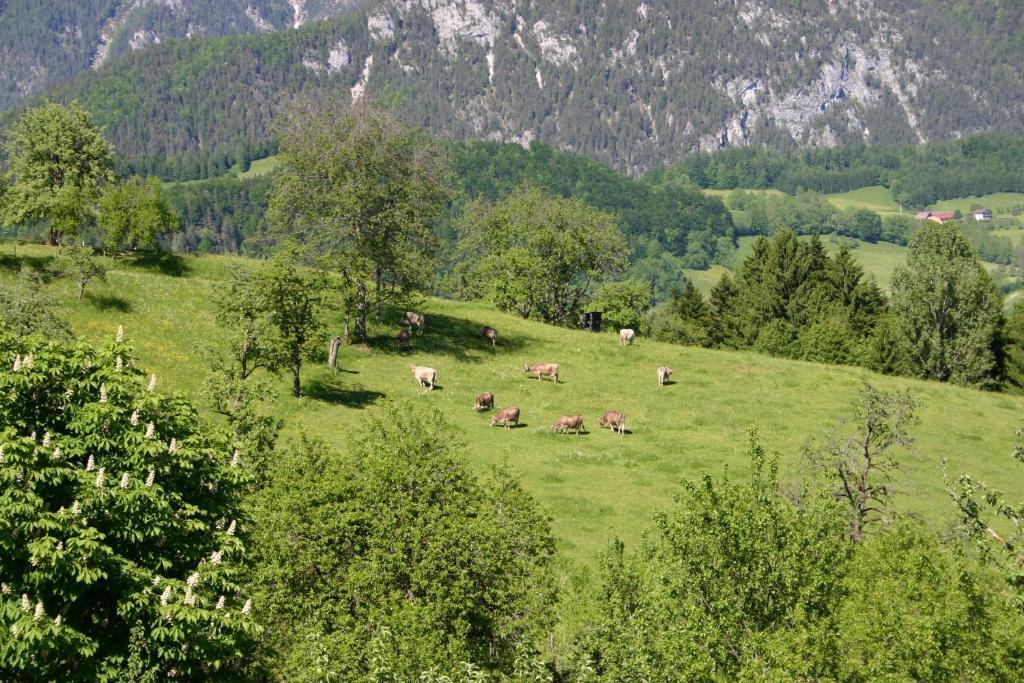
[3,0,1023,177]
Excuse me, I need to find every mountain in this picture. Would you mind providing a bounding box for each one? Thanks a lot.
[0,1,366,110]
[2,1,1024,176]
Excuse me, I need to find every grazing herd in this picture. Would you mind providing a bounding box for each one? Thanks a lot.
[398,311,673,438]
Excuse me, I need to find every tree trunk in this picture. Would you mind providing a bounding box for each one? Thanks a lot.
[77,281,85,303]
[374,266,383,324]
[355,281,368,342]
[328,336,341,371]
[291,351,302,398]
[343,311,350,345]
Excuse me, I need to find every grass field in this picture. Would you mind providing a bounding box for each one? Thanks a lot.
[931,192,1024,217]
[5,243,1024,568]
[824,186,902,214]
[233,155,281,179]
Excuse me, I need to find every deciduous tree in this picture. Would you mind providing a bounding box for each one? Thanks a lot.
[806,383,918,542]
[253,245,329,398]
[588,278,652,332]
[248,402,557,679]
[0,101,114,245]
[459,186,627,325]
[53,244,106,303]
[891,221,1003,387]
[0,329,262,680]
[98,175,178,252]
[269,100,449,342]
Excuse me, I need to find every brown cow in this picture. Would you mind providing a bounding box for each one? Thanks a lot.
[657,366,673,386]
[599,410,626,435]
[403,311,426,334]
[397,329,411,350]
[490,406,520,428]
[523,362,559,383]
[552,415,585,434]
[411,365,436,390]
[474,392,495,412]
[619,328,636,346]
[481,326,498,347]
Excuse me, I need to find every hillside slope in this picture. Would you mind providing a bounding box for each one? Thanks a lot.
[5,0,1023,176]
[5,243,1023,565]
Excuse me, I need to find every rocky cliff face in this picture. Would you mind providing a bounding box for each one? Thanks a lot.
[3,0,1021,172]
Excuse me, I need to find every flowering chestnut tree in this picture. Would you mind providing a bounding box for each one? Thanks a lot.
[0,327,261,681]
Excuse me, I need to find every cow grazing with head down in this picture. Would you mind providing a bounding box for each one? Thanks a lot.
[474,392,494,412]
[657,366,673,386]
[490,406,520,428]
[599,411,626,435]
[619,328,636,346]
[397,329,411,350]
[523,362,559,383]
[552,415,585,434]
[403,311,426,334]
[481,326,498,347]
[411,365,436,390]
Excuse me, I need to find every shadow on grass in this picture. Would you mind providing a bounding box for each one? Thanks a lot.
[304,375,384,407]
[86,293,132,312]
[128,251,190,277]
[0,251,53,274]
[371,311,533,363]
[488,422,528,430]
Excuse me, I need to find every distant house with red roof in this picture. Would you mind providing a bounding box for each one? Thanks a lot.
[913,211,957,223]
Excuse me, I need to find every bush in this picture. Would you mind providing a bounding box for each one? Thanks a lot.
[798,319,854,364]
[753,319,798,358]
[248,402,557,679]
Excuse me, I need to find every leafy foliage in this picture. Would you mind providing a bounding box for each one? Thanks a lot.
[270,101,449,341]
[247,402,557,680]
[52,244,107,303]
[251,245,330,398]
[891,221,1004,387]
[0,329,261,681]
[0,267,70,339]
[586,279,652,333]
[98,175,178,252]
[576,431,850,679]
[457,186,627,325]
[0,101,114,244]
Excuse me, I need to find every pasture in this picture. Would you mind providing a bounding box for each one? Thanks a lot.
[824,185,902,214]
[930,192,1024,218]
[4,243,1024,568]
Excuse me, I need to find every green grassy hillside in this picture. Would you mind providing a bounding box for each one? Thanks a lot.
[931,192,1024,217]
[825,185,902,214]
[5,244,1024,566]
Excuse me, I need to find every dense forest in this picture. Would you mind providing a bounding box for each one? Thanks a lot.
[669,134,1024,208]
[4,1,1024,178]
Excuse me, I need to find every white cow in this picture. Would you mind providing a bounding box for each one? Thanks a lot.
[411,365,436,390]
[619,328,636,346]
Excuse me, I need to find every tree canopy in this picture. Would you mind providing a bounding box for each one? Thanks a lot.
[0,101,114,244]
[457,186,627,325]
